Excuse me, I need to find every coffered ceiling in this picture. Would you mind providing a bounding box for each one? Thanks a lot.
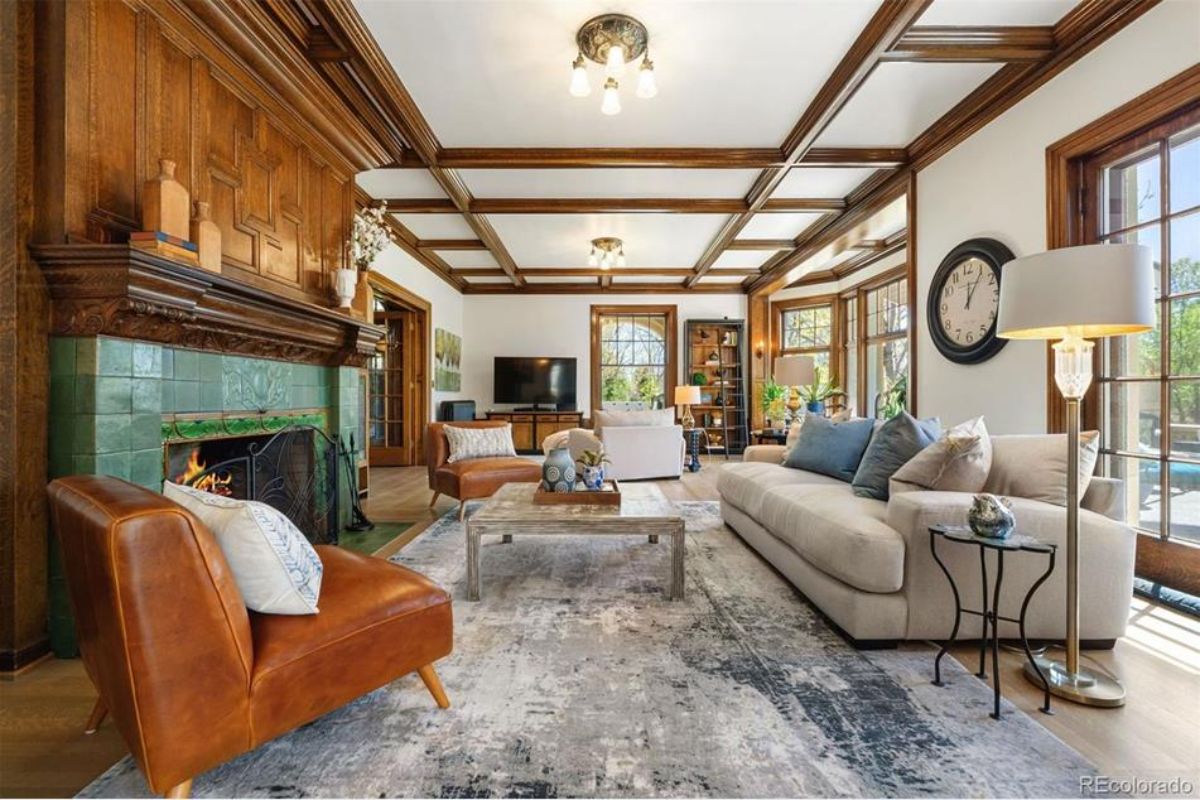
[321,0,1156,295]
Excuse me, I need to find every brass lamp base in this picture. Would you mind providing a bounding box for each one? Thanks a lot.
[1023,656,1126,707]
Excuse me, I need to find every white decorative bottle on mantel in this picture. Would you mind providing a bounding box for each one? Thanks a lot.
[141,158,190,240]
[190,201,222,273]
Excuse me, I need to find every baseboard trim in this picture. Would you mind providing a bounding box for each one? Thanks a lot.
[0,638,52,674]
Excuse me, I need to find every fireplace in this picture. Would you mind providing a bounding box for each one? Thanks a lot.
[164,424,341,545]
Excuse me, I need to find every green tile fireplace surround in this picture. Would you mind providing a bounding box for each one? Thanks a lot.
[47,335,365,656]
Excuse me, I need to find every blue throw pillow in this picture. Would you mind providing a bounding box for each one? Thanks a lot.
[852,412,942,500]
[782,415,876,482]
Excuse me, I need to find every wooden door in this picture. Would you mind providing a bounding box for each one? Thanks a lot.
[369,308,426,466]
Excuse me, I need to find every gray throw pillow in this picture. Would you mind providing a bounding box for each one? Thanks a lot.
[782,415,875,482]
[851,413,942,500]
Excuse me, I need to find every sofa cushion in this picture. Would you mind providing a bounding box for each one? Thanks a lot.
[852,413,941,500]
[435,457,542,498]
[717,461,842,518]
[759,486,904,594]
[891,416,992,495]
[782,415,875,481]
[593,407,674,436]
[983,432,1100,507]
[444,422,517,462]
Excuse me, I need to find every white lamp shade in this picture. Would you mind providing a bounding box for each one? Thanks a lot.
[997,243,1154,340]
[674,385,701,405]
[774,355,815,386]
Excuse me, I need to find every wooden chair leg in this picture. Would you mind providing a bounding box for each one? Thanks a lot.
[417,664,450,709]
[84,697,107,734]
[165,778,193,798]
[429,491,441,508]
[457,501,467,522]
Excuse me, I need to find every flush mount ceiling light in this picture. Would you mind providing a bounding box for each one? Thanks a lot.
[569,13,657,114]
[588,237,626,269]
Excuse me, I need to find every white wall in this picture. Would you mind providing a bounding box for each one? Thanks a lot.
[462,293,747,415]
[370,244,466,419]
[915,0,1200,434]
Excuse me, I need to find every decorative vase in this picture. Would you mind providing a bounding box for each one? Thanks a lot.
[968,493,1016,539]
[334,268,358,309]
[190,201,221,273]
[542,446,576,492]
[142,158,191,240]
[807,400,825,414]
[582,465,605,491]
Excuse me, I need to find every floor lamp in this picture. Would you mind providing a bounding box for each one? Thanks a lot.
[996,243,1154,707]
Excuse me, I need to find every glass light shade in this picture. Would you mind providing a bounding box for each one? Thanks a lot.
[601,78,621,115]
[636,59,657,98]
[1053,332,1094,399]
[605,44,625,76]
[617,253,627,268]
[569,58,591,97]
[587,249,599,267]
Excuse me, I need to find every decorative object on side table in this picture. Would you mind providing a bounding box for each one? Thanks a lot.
[759,377,787,429]
[998,242,1153,708]
[674,385,701,430]
[189,200,221,273]
[929,237,1015,364]
[142,158,191,240]
[928,524,1058,720]
[542,446,577,492]
[579,449,610,490]
[773,355,814,420]
[797,373,844,415]
[967,493,1015,539]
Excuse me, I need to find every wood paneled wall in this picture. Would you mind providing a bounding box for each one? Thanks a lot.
[35,0,358,306]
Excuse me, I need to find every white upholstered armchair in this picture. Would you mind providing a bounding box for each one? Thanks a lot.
[542,407,685,481]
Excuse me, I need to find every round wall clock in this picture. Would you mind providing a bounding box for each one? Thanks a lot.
[927,238,1015,364]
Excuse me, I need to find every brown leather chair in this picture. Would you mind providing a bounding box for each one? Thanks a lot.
[426,420,542,520]
[47,475,453,798]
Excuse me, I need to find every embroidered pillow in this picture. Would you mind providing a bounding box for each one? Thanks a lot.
[444,423,518,463]
[164,481,322,615]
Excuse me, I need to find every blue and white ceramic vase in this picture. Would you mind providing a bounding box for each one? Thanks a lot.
[582,464,605,491]
[542,447,576,492]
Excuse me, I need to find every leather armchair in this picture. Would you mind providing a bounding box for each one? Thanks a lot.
[47,476,453,798]
[426,420,542,520]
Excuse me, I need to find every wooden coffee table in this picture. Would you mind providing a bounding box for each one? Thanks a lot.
[464,482,686,601]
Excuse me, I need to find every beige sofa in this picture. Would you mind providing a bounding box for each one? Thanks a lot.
[718,440,1135,647]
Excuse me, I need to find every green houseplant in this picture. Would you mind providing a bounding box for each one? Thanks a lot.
[759,378,788,428]
[875,375,908,420]
[797,374,844,415]
[579,449,611,491]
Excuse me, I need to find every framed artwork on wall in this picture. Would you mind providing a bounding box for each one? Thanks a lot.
[434,328,462,392]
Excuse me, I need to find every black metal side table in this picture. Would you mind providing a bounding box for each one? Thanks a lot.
[928,524,1058,720]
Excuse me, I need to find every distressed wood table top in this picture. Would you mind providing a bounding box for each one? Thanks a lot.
[470,482,680,530]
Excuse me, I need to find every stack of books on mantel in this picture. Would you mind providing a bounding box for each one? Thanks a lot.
[129,231,199,266]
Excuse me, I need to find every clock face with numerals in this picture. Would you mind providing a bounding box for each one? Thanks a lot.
[928,239,1015,365]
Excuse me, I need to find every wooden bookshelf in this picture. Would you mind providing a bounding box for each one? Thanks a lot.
[684,319,748,455]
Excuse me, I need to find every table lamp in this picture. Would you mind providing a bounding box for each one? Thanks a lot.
[997,242,1154,707]
[674,385,702,429]
[774,355,816,420]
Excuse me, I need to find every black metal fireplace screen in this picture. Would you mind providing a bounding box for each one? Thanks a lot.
[180,424,342,545]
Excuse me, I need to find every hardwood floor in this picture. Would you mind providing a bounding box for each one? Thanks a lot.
[2,458,1196,797]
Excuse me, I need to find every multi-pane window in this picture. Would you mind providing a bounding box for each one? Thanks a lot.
[1092,118,1200,545]
[842,296,858,412]
[596,311,672,410]
[864,276,909,417]
[778,302,833,377]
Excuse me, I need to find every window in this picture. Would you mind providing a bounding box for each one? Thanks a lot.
[842,295,858,411]
[590,305,677,414]
[865,276,909,417]
[777,300,834,377]
[1089,116,1200,546]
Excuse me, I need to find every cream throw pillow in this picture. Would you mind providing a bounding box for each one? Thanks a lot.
[444,423,518,462]
[164,481,323,615]
[890,416,992,494]
[983,432,1100,507]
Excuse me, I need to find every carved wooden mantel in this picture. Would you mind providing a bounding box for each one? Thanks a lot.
[32,244,384,367]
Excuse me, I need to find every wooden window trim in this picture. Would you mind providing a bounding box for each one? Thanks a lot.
[589,304,678,420]
[773,294,840,378]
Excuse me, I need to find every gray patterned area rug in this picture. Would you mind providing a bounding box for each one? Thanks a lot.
[83,501,1095,798]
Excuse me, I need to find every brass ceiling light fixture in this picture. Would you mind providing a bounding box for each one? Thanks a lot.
[588,237,626,269]
[569,13,657,115]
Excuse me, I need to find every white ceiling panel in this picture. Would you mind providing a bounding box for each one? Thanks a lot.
[610,275,683,284]
[459,169,760,198]
[919,0,1078,26]
[523,276,601,284]
[391,213,475,239]
[352,0,884,147]
[712,250,778,269]
[439,250,500,268]
[816,62,1002,147]
[487,213,730,266]
[739,212,822,239]
[464,276,513,284]
[357,169,446,199]
[774,167,878,199]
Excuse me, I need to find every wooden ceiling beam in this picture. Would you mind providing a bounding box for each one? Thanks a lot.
[454,267,761,278]
[383,197,847,214]
[728,239,795,251]
[685,0,931,288]
[382,147,907,169]
[462,281,741,295]
[882,25,1055,62]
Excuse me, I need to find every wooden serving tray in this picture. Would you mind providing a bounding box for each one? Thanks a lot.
[532,479,622,506]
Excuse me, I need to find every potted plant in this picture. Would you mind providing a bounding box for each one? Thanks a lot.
[798,375,845,415]
[579,449,611,491]
[875,375,907,419]
[760,378,788,429]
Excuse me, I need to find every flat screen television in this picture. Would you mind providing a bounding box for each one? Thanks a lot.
[494,357,577,410]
